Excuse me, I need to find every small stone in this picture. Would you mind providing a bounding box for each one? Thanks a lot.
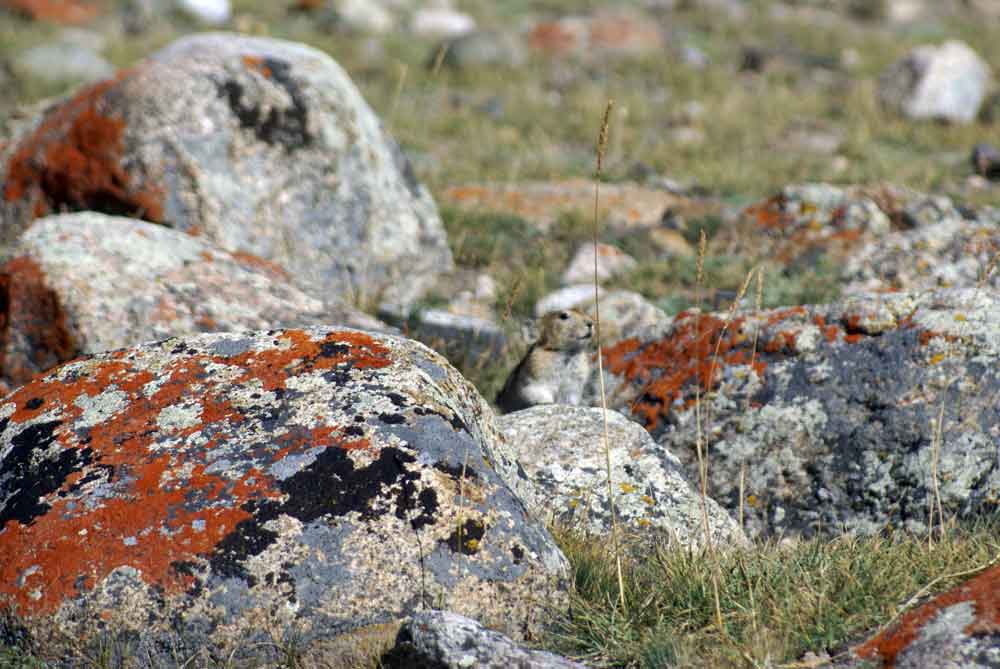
[878,40,992,124]
[411,8,476,39]
[332,0,393,34]
[561,243,637,285]
[534,284,600,317]
[174,0,230,25]
[434,31,525,69]
[971,143,1000,180]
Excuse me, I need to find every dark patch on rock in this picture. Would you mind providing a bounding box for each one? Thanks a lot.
[24,398,43,410]
[219,57,311,150]
[62,462,114,496]
[210,445,440,580]
[0,607,33,653]
[379,412,407,425]
[0,420,93,529]
[445,519,485,555]
[510,543,525,564]
[413,406,468,433]
[433,461,481,483]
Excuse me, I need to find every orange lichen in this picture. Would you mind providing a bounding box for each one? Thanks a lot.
[745,195,792,231]
[856,564,1000,668]
[229,250,291,281]
[3,72,165,223]
[603,313,764,430]
[0,329,392,617]
[0,256,79,387]
[526,21,580,54]
[241,54,272,78]
[1,0,102,24]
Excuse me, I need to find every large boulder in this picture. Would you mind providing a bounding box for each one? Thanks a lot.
[0,32,452,310]
[0,327,568,662]
[0,212,384,394]
[597,288,1000,538]
[497,406,745,549]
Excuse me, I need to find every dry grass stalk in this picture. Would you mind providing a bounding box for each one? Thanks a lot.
[592,99,626,612]
[929,399,946,545]
[691,230,725,631]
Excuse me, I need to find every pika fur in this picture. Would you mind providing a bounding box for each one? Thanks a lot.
[496,309,594,413]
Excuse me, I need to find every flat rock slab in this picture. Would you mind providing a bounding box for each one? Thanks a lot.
[598,288,1000,538]
[441,179,713,233]
[0,32,452,309]
[0,212,383,393]
[0,328,568,662]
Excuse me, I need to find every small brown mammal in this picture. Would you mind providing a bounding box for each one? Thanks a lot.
[495,309,594,413]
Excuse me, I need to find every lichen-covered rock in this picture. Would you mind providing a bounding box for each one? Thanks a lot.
[598,288,1000,538]
[0,212,385,391]
[497,406,745,549]
[741,183,1000,293]
[0,32,452,310]
[841,206,1000,294]
[384,610,586,669]
[848,563,1000,669]
[0,328,568,662]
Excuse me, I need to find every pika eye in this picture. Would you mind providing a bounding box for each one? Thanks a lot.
[559,312,569,320]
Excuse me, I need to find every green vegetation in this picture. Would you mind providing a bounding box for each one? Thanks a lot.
[549,520,1000,668]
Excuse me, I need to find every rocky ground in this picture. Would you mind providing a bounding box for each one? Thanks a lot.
[0,0,998,667]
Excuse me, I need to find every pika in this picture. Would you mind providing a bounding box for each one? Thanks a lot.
[496,309,594,413]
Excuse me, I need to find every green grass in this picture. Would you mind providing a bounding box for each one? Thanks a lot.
[549,520,1000,668]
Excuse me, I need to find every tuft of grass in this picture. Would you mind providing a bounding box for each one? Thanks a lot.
[548,519,1000,668]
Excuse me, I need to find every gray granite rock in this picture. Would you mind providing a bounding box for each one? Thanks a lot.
[0,327,568,663]
[0,212,385,391]
[0,32,452,312]
[597,288,1000,539]
[497,406,746,548]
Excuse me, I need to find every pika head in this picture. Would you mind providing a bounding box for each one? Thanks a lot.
[536,309,594,351]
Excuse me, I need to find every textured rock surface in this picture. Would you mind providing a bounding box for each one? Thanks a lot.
[0,32,452,309]
[742,182,1000,293]
[497,406,745,548]
[841,208,1000,294]
[597,288,1000,538]
[847,563,1000,669]
[384,610,586,669]
[0,212,384,391]
[878,40,992,123]
[0,328,568,662]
